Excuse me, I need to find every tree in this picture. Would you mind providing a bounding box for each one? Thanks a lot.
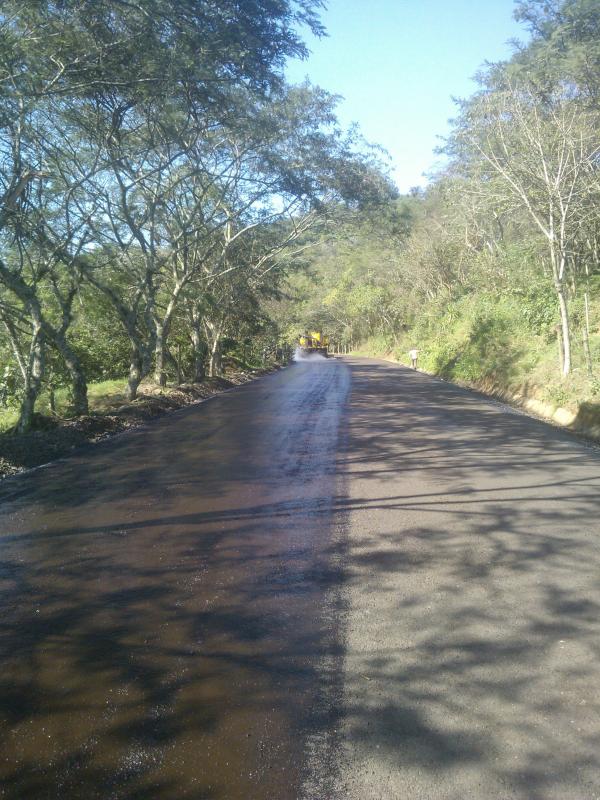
[0,0,329,423]
[511,0,600,106]
[450,83,599,374]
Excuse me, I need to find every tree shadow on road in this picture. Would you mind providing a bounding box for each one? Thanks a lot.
[332,360,600,799]
[1,359,599,799]
[0,365,351,800]
[0,492,350,799]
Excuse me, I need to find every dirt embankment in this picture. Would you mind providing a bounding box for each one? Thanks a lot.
[464,378,600,441]
[0,369,275,480]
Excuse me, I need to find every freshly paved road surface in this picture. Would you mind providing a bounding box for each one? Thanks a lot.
[1,357,600,799]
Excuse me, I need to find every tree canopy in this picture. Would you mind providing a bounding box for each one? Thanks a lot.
[0,0,394,431]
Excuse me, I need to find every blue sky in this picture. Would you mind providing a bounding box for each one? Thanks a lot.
[286,0,528,192]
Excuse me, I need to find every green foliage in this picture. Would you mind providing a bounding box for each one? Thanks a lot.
[0,365,19,409]
[400,292,528,384]
[70,322,131,383]
[0,377,127,431]
[545,385,571,408]
[511,0,600,103]
[590,377,600,397]
[518,284,559,334]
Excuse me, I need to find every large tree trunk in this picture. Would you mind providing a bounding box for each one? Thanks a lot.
[65,354,88,415]
[556,284,571,376]
[153,281,185,387]
[583,284,593,377]
[17,321,44,433]
[50,330,88,415]
[190,323,206,382]
[124,320,154,402]
[202,315,225,378]
[174,344,182,385]
[555,324,564,374]
[85,277,152,400]
[209,337,223,377]
[127,345,144,401]
[154,322,168,387]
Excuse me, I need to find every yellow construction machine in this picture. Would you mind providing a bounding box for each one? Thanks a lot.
[298,330,329,356]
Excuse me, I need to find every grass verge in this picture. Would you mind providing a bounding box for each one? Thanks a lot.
[354,289,600,441]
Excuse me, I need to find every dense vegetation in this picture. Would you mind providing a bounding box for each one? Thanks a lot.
[276,0,600,413]
[2,0,599,438]
[0,0,393,432]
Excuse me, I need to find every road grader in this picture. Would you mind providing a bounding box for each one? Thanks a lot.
[298,331,329,356]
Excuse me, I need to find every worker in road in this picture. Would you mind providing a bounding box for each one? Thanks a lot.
[409,348,419,369]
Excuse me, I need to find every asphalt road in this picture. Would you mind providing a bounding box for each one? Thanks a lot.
[1,357,600,799]
[331,358,600,800]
